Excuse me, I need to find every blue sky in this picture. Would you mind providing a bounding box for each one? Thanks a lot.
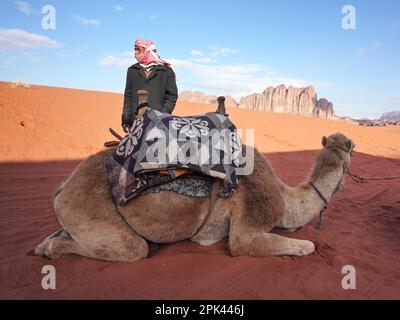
[0,0,399,119]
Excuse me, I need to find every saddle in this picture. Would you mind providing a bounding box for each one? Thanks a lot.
[106,96,244,207]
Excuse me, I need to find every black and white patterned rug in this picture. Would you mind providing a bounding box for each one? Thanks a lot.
[106,108,244,206]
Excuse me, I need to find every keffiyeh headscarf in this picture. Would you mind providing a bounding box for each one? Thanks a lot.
[134,39,171,69]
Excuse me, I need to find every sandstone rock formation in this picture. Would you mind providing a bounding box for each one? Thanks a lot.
[380,111,400,120]
[315,98,335,118]
[239,85,335,118]
[178,85,335,119]
[178,91,238,107]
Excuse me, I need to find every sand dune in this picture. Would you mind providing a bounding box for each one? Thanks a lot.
[1,81,400,161]
[0,81,399,299]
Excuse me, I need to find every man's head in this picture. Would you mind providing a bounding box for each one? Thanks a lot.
[134,45,145,56]
[133,39,170,67]
[134,39,153,61]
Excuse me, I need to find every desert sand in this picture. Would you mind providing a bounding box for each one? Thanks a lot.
[0,81,399,299]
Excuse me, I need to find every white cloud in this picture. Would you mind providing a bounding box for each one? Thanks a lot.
[137,12,157,21]
[71,15,100,26]
[99,53,133,68]
[168,58,327,100]
[56,46,88,58]
[15,1,36,15]
[191,50,203,56]
[99,52,329,100]
[27,55,44,63]
[170,59,268,75]
[192,57,211,63]
[220,48,240,54]
[209,45,240,56]
[0,28,62,52]
[113,4,123,11]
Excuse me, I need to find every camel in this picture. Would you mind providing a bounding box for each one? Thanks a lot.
[34,129,354,261]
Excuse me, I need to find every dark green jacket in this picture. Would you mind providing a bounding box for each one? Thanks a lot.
[122,63,178,126]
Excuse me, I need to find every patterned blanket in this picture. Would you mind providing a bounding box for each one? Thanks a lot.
[106,108,244,206]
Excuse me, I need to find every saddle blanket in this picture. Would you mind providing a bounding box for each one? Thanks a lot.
[106,108,244,206]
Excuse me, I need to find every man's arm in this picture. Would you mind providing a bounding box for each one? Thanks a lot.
[122,68,134,127]
[162,68,178,113]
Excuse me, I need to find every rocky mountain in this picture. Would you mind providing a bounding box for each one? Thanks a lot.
[338,116,359,125]
[239,84,335,118]
[178,85,335,119]
[178,91,238,107]
[380,111,400,120]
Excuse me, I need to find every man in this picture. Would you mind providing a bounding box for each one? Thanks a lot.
[122,39,178,132]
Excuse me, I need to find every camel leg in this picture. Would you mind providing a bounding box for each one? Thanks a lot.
[54,211,149,262]
[35,222,149,262]
[72,226,149,262]
[229,216,315,257]
[34,232,86,260]
[38,149,150,262]
[37,193,149,262]
[43,228,67,242]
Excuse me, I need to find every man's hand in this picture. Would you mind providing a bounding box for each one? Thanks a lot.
[122,124,130,133]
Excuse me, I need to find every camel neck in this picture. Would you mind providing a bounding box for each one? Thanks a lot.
[310,167,343,204]
[277,165,345,229]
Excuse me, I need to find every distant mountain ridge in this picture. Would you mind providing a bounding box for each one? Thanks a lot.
[239,84,334,119]
[178,91,238,108]
[178,84,335,119]
[380,111,400,120]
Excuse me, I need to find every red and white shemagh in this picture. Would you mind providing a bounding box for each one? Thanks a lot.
[134,39,171,69]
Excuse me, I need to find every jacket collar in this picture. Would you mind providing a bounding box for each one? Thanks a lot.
[132,63,167,71]
[132,63,167,80]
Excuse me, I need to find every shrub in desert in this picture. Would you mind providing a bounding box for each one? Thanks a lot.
[11,79,31,89]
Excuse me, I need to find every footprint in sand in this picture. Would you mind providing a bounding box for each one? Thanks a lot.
[314,242,341,267]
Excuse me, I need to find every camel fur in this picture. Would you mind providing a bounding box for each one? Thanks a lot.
[34,133,354,261]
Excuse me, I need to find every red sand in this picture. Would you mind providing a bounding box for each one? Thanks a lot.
[1,82,400,299]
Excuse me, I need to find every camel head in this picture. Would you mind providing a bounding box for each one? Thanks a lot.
[321,132,355,156]
[307,133,355,196]
[320,132,355,194]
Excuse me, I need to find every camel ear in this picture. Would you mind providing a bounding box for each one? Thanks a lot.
[322,136,327,146]
[346,139,354,151]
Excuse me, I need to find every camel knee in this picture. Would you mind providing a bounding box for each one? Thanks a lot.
[91,234,149,262]
[122,237,149,261]
[228,233,254,257]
